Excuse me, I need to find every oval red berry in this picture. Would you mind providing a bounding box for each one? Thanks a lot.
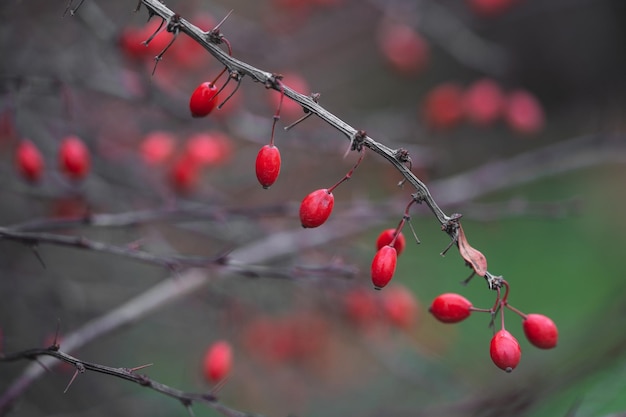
[428,293,472,323]
[16,140,44,182]
[376,228,406,256]
[371,245,397,290]
[490,329,521,372]
[381,284,418,329]
[203,340,233,383]
[59,135,90,180]
[523,313,558,349]
[299,189,334,228]
[255,144,281,188]
[189,82,218,118]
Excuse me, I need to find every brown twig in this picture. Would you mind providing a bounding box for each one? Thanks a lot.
[0,347,255,417]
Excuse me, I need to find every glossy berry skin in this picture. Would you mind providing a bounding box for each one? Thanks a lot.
[428,293,472,323]
[376,228,406,256]
[59,135,90,180]
[255,144,281,188]
[371,245,397,290]
[189,82,219,118]
[490,329,521,372]
[299,189,334,228]
[16,140,44,182]
[523,314,558,349]
[203,340,233,383]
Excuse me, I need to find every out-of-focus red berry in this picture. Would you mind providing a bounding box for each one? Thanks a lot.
[504,89,545,135]
[422,83,465,130]
[203,340,233,383]
[15,140,44,182]
[381,284,419,329]
[463,78,505,127]
[184,132,232,166]
[378,22,429,76]
[59,135,90,180]
[140,131,176,165]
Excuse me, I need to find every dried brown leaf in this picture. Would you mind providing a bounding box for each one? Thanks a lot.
[457,224,487,277]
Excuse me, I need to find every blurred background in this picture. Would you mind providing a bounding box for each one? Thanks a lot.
[1,0,626,416]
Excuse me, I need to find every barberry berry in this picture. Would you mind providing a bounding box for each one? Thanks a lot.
[428,293,472,323]
[504,89,545,135]
[140,131,175,165]
[189,82,219,118]
[371,245,397,290]
[422,83,464,130]
[255,144,281,188]
[490,329,521,372]
[59,135,90,180]
[463,78,505,127]
[378,22,429,76]
[15,140,44,182]
[522,313,558,349]
[381,284,418,329]
[299,188,334,228]
[203,340,233,383]
[376,228,406,256]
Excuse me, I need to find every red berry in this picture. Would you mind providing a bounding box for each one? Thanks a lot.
[140,131,175,165]
[378,22,429,76]
[59,135,90,180]
[376,228,406,256]
[299,188,334,228]
[15,140,44,182]
[422,83,465,130]
[344,287,380,326]
[371,245,397,290]
[185,132,232,166]
[119,20,171,60]
[170,155,200,193]
[203,340,233,383]
[428,293,472,323]
[523,314,558,349]
[463,78,505,127]
[504,89,545,135]
[381,284,418,329]
[189,82,219,118]
[255,144,281,188]
[490,329,521,372]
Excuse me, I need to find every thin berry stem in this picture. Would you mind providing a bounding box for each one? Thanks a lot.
[327,149,366,193]
[504,303,528,319]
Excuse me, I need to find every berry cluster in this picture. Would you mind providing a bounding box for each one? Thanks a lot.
[138,130,232,193]
[422,79,545,135]
[344,283,419,331]
[15,135,91,184]
[428,280,558,372]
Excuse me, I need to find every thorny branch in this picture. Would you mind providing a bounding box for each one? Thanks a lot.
[137,0,501,284]
[0,346,256,417]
